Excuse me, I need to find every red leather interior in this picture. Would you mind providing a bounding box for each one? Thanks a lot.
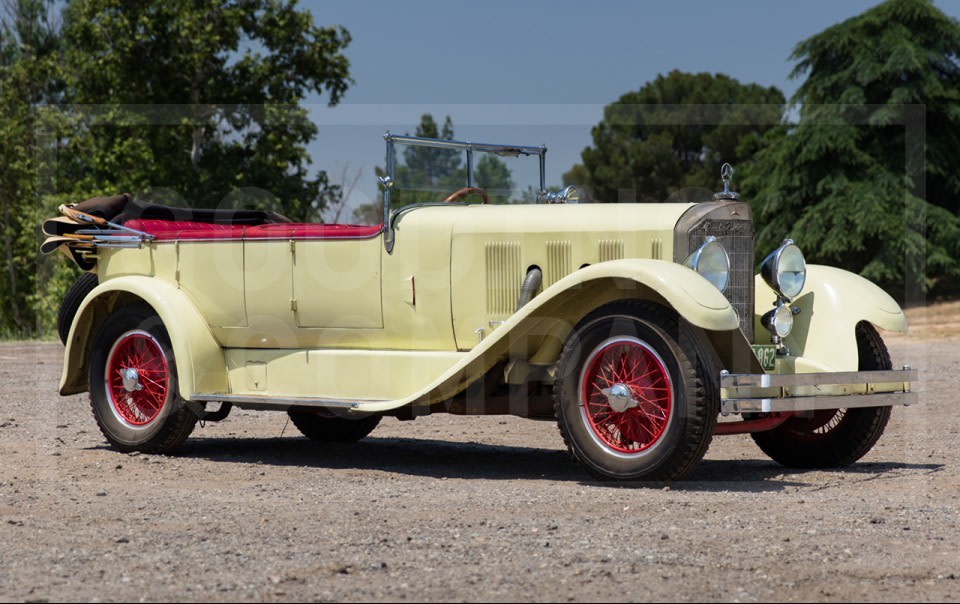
[244,223,384,239]
[125,219,383,242]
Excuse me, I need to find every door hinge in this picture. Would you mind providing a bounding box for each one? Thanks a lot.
[290,298,298,312]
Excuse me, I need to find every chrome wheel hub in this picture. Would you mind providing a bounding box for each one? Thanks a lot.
[601,383,638,413]
[121,368,143,393]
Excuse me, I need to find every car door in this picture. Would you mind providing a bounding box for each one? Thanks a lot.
[291,227,384,329]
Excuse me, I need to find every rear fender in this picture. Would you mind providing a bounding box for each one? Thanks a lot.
[60,276,227,399]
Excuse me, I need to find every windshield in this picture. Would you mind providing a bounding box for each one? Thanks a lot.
[383,135,546,210]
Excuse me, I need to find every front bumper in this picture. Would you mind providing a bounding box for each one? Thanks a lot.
[720,368,918,415]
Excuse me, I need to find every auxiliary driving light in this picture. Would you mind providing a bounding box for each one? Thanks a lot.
[761,304,794,339]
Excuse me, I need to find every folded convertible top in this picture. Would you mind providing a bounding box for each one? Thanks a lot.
[72,193,291,225]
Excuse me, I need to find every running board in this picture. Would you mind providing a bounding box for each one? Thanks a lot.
[192,393,383,412]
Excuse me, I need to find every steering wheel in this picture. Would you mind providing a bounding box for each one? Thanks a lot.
[443,187,490,204]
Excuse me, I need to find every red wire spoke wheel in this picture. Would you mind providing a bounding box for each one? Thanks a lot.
[554,301,717,482]
[578,337,673,456]
[105,330,170,427]
[88,303,197,453]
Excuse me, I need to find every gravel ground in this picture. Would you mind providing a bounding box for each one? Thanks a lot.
[0,337,957,602]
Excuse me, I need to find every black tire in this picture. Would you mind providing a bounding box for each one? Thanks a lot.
[288,410,381,443]
[58,273,99,345]
[751,322,893,468]
[554,301,718,481]
[88,303,197,453]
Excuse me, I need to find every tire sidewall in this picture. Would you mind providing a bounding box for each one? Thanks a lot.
[88,307,180,448]
[558,312,695,479]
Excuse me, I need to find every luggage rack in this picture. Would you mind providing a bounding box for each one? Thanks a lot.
[41,205,156,266]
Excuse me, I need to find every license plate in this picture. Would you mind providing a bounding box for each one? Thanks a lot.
[751,345,777,371]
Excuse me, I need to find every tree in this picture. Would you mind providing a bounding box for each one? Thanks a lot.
[60,0,353,221]
[357,114,513,223]
[742,0,960,298]
[474,153,514,205]
[380,114,462,210]
[321,163,362,224]
[0,0,71,337]
[564,70,784,202]
[0,0,353,338]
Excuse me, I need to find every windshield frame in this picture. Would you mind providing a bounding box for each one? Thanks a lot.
[381,133,547,252]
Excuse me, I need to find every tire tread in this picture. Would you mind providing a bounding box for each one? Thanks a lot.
[57,273,99,345]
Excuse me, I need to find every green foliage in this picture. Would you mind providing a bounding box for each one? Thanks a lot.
[60,0,352,220]
[0,0,352,338]
[474,154,514,205]
[742,0,960,298]
[565,70,784,202]
[358,114,513,223]
[0,0,65,338]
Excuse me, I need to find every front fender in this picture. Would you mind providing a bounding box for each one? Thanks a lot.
[359,259,739,413]
[532,259,740,332]
[756,265,907,372]
[60,276,227,399]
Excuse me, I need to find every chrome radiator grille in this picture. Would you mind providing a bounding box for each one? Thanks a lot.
[674,204,755,342]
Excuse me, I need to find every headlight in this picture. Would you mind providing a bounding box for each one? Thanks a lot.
[761,239,806,299]
[761,304,794,338]
[684,236,730,293]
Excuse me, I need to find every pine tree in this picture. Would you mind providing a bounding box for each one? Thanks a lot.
[743,0,960,298]
[564,70,784,203]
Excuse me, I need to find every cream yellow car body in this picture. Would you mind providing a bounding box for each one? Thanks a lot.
[61,202,906,414]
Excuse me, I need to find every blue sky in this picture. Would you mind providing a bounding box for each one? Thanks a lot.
[300,0,960,214]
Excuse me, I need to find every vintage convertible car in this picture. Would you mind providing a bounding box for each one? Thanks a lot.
[43,133,917,481]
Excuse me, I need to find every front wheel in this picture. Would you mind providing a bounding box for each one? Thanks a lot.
[554,301,718,481]
[751,322,893,468]
[88,303,197,453]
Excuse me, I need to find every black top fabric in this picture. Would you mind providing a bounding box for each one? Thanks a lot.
[72,194,290,225]
[117,199,288,225]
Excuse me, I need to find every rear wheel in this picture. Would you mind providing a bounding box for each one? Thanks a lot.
[288,409,381,443]
[554,301,718,481]
[88,303,197,453]
[751,322,893,468]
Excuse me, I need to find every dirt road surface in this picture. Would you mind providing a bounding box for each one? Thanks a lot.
[1,337,957,602]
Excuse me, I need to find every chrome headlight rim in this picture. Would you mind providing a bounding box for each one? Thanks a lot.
[684,236,730,293]
[761,239,807,300]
